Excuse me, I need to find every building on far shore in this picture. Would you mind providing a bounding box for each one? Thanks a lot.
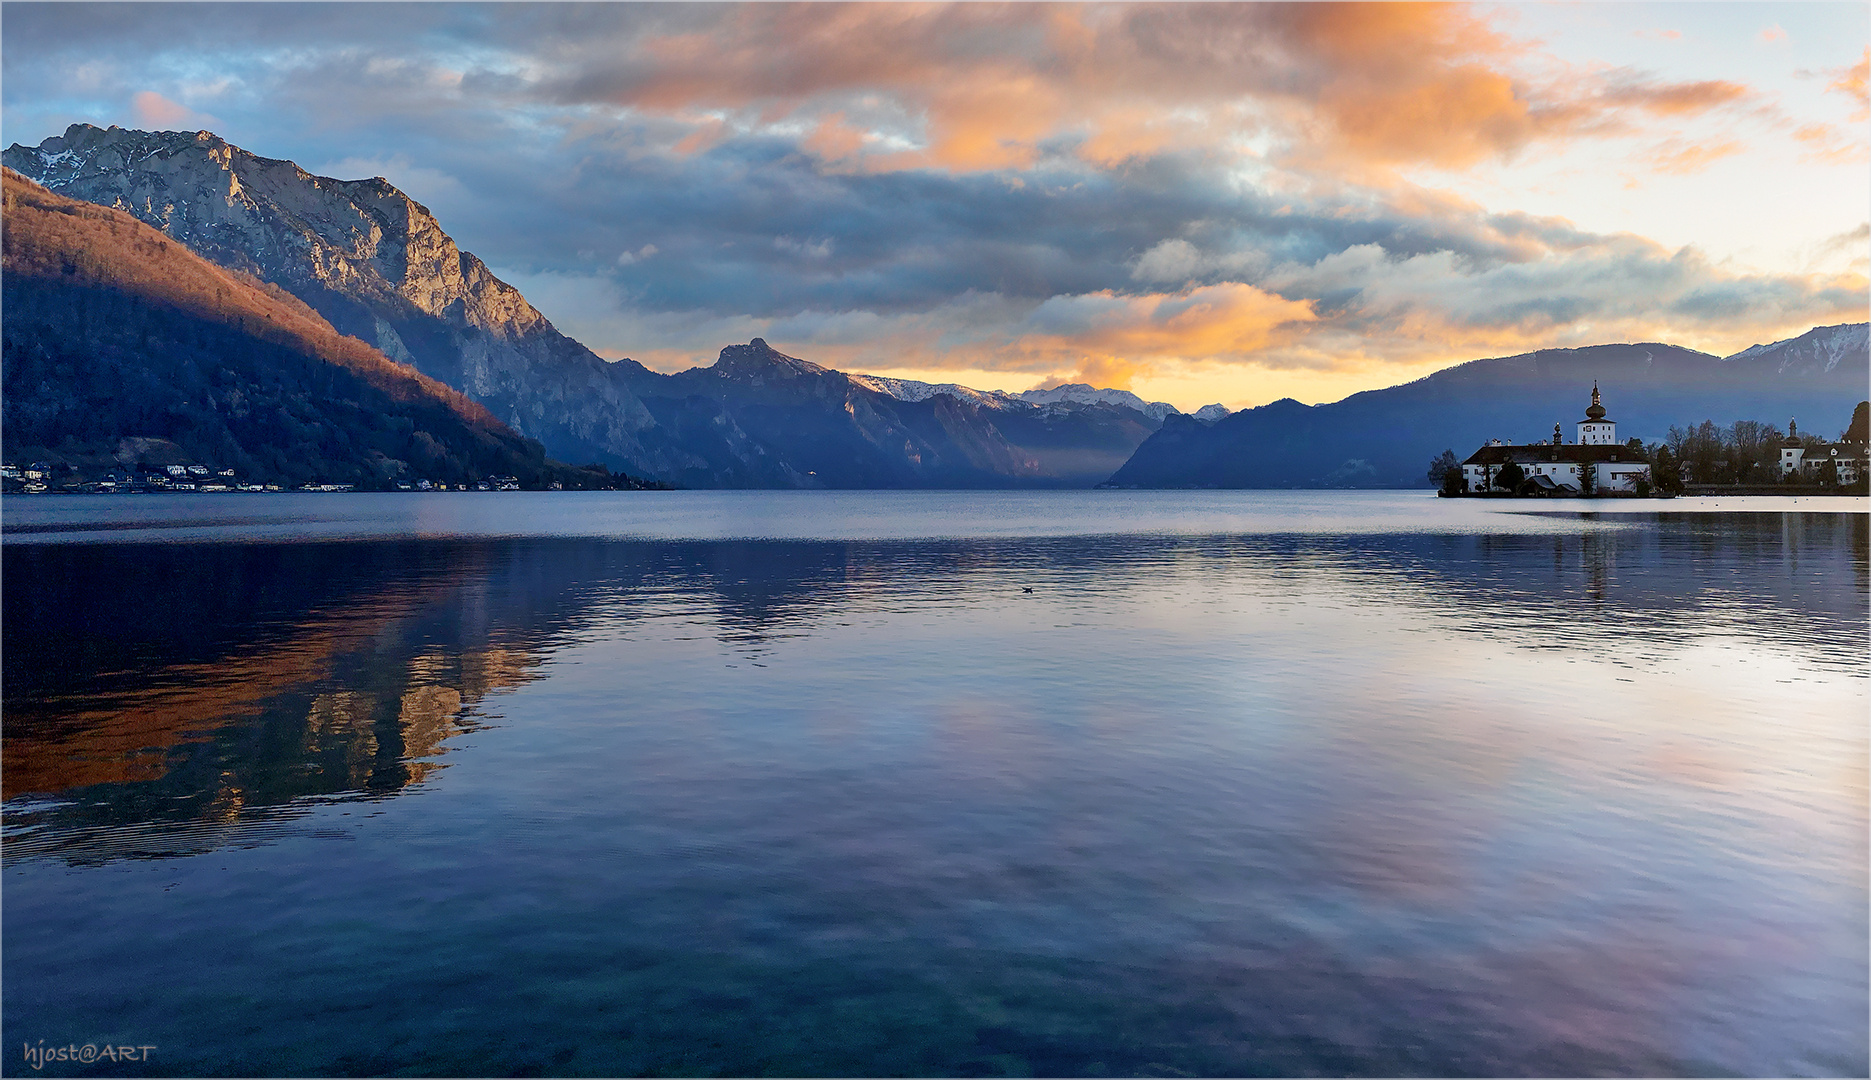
[1461,384,1651,495]
[1778,421,1864,485]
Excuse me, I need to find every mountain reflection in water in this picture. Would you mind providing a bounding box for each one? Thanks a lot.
[3,542,549,860]
[1,499,1864,1077]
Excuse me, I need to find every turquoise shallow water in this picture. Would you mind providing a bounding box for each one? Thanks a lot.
[3,492,1866,1076]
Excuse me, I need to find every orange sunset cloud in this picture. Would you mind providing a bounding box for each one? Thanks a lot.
[538,2,1764,178]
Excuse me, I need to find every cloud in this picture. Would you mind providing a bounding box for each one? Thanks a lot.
[1827,47,1870,121]
[774,235,835,260]
[1646,138,1745,176]
[1792,122,1870,166]
[131,90,216,129]
[1807,223,1871,275]
[1250,235,1867,367]
[365,2,1762,174]
[497,201,1863,404]
[1043,355,1144,392]
[1011,282,1318,366]
[0,5,1772,185]
[1132,239,1207,285]
[1595,74,1750,117]
[1758,24,1789,45]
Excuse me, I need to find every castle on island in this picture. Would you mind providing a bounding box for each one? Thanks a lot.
[1460,385,1652,495]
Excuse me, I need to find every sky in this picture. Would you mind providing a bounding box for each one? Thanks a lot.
[3,2,1866,410]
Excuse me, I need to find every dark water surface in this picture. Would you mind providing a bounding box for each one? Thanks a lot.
[3,492,1866,1077]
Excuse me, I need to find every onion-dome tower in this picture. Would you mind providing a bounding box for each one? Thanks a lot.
[1577,383,1616,445]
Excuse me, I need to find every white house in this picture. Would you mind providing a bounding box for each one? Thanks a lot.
[1461,384,1651,495]
[1779,420,1865,484]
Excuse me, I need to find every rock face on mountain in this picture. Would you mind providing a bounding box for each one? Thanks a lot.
[6,124,1168,488]
[3,124,687,476]
[0,168,632,488]
[1107,327,1871,488]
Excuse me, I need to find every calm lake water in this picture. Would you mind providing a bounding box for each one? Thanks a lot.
[3,491,1866,1077]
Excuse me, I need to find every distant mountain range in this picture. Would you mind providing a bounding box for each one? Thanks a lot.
[6,123,1867,490]
[842,374,1178,421]
[611,337,1166,487]
[1109,325,1870,488]
[0,169,641,489]
[4,125,1172,488]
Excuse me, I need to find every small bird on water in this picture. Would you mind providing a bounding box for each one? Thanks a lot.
[1022,586,1033,593]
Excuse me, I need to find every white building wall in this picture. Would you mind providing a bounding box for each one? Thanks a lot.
[1598,464,1649,492]
[1800,446,1864,484]
[1577,421,1617,445]
[1460,458,1649,493]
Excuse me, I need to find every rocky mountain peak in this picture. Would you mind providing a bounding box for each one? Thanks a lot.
[710,339,830,380]
[1,124,550,346]
[0,124,688,476]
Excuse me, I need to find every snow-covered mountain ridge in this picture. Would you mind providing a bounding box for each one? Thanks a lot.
[844,374,1025,411]
[1723,323,1869,376]
[846,375,1180,420]
[1013,384,1178,422]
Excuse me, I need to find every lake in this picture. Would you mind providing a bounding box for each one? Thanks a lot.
[3,491,1865,1077]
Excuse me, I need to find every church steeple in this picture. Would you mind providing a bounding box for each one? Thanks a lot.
[1576,383,1615,445]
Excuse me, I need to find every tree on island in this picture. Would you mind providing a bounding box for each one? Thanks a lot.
[1427,449,1459,488]
[1650,446,1684,495]
[1722,420,1781,483]
[1579,460,1597,497]
[1667,421,1724,483]
[1845,401,1869,445]
[1440,464,1468,496]
[1662,419,1816,485]
[1494,461,1525,493]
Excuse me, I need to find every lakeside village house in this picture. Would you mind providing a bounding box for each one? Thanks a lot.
[1778,420,1864,485]
[1462,385,1653,495]
[0,461,531,494]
